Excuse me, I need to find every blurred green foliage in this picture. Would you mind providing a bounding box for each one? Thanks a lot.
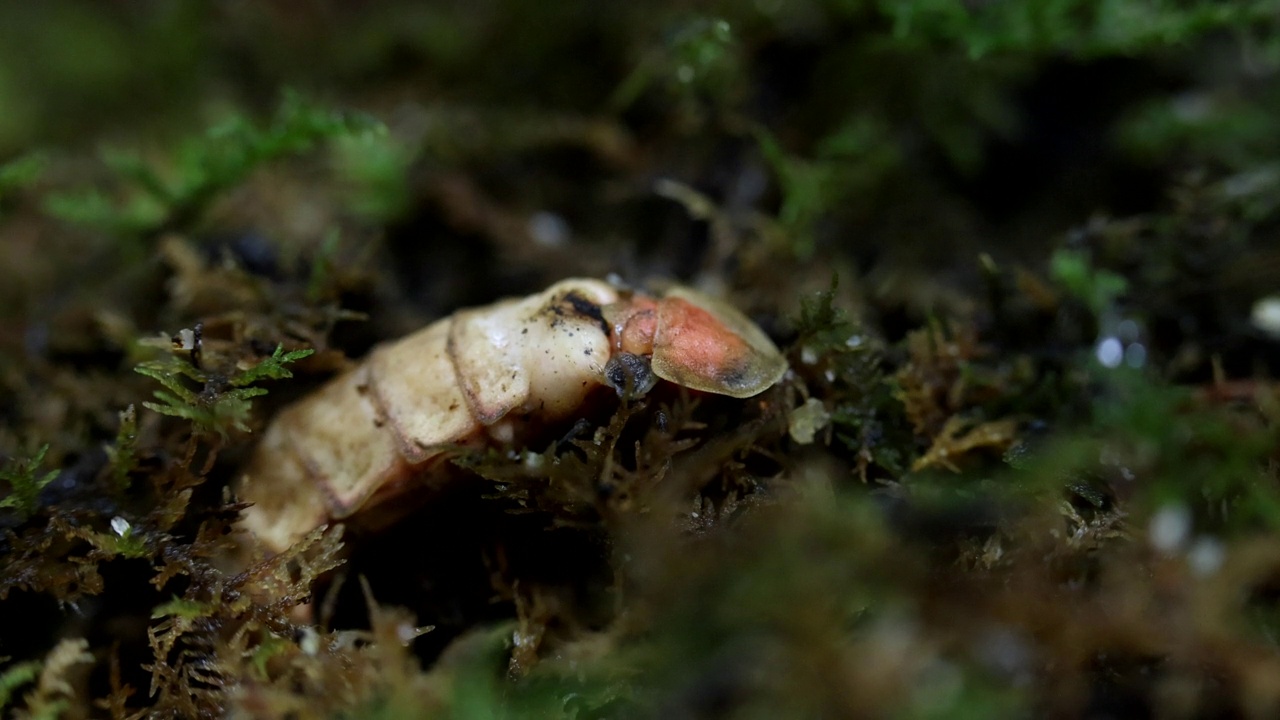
[612,16,744,115]
[43,91,383,244]
[333,133,414,222]
[877,0,1273,57]
[0,445,59,522]
[0,3,206,155]
[1049,248,1128,320]
[1084,369,1280,533]
[0,659,41,714]
[757,118,902,258]
[0,154,44,205]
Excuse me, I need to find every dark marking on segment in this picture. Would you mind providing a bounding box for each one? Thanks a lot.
[563,290,609,335]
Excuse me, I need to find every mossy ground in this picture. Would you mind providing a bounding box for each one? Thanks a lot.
[3,2,1280,718]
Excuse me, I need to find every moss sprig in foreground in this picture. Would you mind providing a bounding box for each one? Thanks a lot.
[135,338,313,439]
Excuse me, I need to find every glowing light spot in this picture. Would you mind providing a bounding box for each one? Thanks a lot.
[1095,337,1123,368]
[1149,504,1190,552]
[1252,296,1280,338]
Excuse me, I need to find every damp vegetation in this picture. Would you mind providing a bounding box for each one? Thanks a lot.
[4,2,1280,718]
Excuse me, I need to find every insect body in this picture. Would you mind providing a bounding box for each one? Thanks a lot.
[237,278,786,554]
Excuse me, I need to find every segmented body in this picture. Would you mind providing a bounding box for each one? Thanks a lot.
[237,278,785,553]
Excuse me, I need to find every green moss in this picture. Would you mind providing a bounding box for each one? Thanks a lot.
[104,405,138,497]
[43,91,383,245]
[0,446,59,522]
[134,343,313,439]
[0,660,41,713]
[1049,248,1128,321]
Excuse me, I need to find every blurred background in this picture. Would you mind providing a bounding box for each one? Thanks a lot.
[6,0,1277,324]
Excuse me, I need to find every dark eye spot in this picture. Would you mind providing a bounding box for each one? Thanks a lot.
[604,352,658,398]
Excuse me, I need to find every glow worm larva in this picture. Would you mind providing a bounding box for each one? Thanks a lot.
[236,278,787,554]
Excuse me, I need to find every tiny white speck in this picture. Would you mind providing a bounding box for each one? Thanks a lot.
[397,622,429,645]
[176,328,197,351]
[110,516,130,537]
[300,627,320,656]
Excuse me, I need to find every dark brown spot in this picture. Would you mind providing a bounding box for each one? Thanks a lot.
[563,290,608,334]
[716,364,750,391]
